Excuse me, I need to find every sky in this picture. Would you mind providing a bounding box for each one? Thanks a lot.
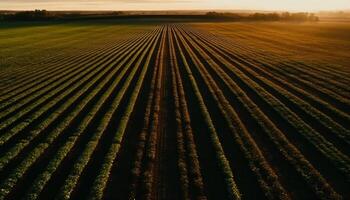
[0,0,349,11]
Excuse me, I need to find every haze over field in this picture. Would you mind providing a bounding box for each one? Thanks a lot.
[0,0,349,11]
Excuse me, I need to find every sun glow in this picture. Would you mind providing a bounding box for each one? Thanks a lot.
[0,0,348,11]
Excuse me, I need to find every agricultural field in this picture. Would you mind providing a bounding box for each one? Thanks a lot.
[0,21,349,200]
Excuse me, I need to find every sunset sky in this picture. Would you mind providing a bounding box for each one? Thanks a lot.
[0,0,349,11]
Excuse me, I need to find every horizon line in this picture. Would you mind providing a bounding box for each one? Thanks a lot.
[1,8,350,12]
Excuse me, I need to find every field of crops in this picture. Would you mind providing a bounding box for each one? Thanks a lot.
[0,21,349,200]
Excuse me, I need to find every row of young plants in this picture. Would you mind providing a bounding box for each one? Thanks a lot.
[168,27,207,200]
[174,26,290,199]
[139,28,166,200]
[187,30,350,194]
[251,57,350,128]
[0,25,127,87]
[190,27,349,118]
[0,34,133,102]
[0,35,136,115]
[204,24,350,89]
[188,25,350,103]
[187,26,350,138]
[260,60,350,99]
[0,34,148,148]
[169,45,190,200]
[0,28,160,200]
[37,29,159,200]
[0,25,145,93]
[171,26,241,200]
[1,39,147,168]
[0,51,116,132]
[3,25,110,54]
[83,27,162,200]
[193,26,350,152]
[128,27,166,200]
[54,30,160,200]
[256,61,350,110]
[0,29,129,92]
[177,26,343,199]
[0,27,143,88]
[249,57,350,108]
[0,28,155,183]
[184,26,350,159]
[2,24,122,70]
[231,46,350,113]
[0,38,133,117]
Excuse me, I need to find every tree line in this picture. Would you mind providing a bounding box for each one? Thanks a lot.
[0,10,125,21]
[0,10,53,21]
[0,10,319,22]
[206,12,319,22]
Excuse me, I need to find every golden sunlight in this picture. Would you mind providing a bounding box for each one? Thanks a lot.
[0,0,348,11]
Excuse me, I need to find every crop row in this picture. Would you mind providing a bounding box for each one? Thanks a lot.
[0,24,348,200]
[0,27,161,200]
[172,25,346,199]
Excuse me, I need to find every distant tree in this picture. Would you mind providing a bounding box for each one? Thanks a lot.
[281,12,290,19]
[205,11,243,20]
[248,12,319,22]
[249,12,280,21]
[112,11,124,16]
[308,13,319,21]
[7,9,53,21]
[206,12,222,16]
